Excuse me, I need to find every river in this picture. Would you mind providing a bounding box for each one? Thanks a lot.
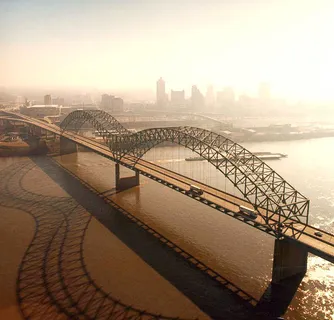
[0,136,333,319]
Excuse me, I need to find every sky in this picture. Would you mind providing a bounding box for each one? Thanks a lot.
[1,0,334,101]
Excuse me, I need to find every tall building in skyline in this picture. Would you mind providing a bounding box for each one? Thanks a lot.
[101,94,123,113]
[191,85,205,111]
[44,94,52,105]
[156,77,167,108]
[52,97,65,106]
[101,94,114,109]
[113,97,124,113]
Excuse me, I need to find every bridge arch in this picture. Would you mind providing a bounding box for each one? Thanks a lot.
[60,109,129,138]
[60,110,309,229]
[59,110,130,154]
[1,111,309,232]
[109,126,309,229]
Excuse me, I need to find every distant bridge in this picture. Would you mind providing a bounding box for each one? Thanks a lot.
[1,110,334,290]
[84,110,231,130]
[131,110,231,128]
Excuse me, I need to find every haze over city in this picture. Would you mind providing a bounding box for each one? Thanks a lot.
[2,1,334,320]
[1,0,334,102]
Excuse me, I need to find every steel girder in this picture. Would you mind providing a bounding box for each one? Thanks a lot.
[59,110,309,237]
[109,127,309,234]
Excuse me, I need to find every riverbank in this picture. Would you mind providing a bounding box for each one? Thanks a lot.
[0,138,49,157]
[0,138,93,157]
[238,130,334,143]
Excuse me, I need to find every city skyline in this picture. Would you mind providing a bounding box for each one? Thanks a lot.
[1,79,333,107]
[1,1,334,102]
[154,77,276,112]
[1,2,334,318]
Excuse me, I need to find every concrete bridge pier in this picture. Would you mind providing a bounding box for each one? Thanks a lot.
[272,238,308,284]
[60,136,77,155]
[115,163,140,191]
[255,238,308,318]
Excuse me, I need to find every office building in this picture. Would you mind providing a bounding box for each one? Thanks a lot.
[52,97,65,106]
[113,97,124,113]
[20,105,60,118]
[100,94,123,113]
[191,85,205,111]
[156,77,167,108]
[44,94,52,105]
[101,94,114,109]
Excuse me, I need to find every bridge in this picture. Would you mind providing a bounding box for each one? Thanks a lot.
[52,109,231,131]
[1,110,334,307]
[127,110,231,129]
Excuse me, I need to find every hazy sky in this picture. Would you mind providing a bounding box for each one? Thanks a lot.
[1,0,334,100]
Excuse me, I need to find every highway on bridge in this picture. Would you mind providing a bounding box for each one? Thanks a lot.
[1,113,334,264]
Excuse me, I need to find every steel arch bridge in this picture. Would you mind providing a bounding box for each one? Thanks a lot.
[61,109,129,135]
[60,110,309,232]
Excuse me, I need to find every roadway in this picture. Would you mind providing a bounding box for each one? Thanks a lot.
[1,112,334,263]
[128,157,334,262]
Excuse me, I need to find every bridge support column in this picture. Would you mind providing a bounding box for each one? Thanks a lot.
[115,163,139,191]
[272,238,308,284]
[255,239,308,318]
[60,136,77,155]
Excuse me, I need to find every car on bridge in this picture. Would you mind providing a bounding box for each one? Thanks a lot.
[188,185,204,196]
[238,205,258,220]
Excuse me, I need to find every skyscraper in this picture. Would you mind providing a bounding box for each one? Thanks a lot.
[100,94,124,113]
[113,97,124,113]
[156,77,167,108]
[101,94,112,110]
[52,97,65,106]
[191,85,205,111]
[44,94,52,105]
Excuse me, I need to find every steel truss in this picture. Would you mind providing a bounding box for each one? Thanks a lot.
[61,110,129,136]
[62,110,309,237]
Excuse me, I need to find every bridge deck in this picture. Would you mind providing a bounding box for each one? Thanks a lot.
[125,157,334,262]
[1,113,334,263]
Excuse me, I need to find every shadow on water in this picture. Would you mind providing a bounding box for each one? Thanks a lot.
[2,160,193,319]
[30,155,298,320]
[256,274,304,319]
